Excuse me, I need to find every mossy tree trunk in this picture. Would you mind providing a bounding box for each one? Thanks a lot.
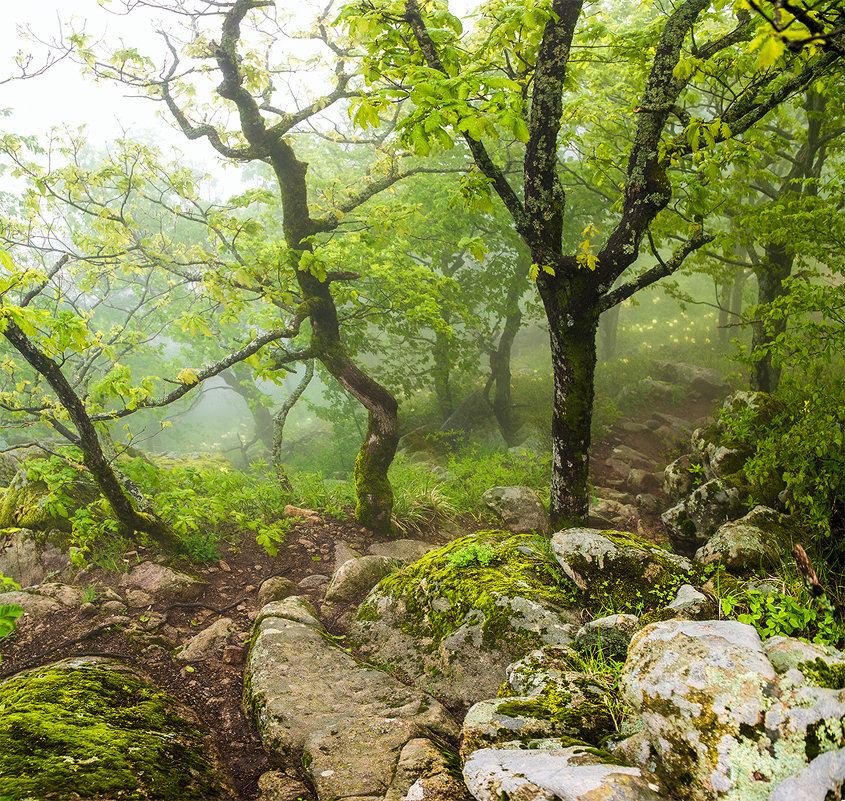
[161,0,402,532]
[750,243,794,392]
[2,321,182,552]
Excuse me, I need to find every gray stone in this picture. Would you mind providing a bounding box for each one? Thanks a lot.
[666,584,709,617]
[652,361,730,398]
[256,770,312,801]
[694,506,798,573]
[636,493,661,515]
[257,576,298,608]
[384,738,467,801]
[481,486,549,534]
[120,561,205,603]
[297,573,330,591]
[0,589,62,617]
[245,596,459,801]
[324,555,398,605]
[626,469,663,493]
[26,582,85,606]
[621,619,845,801]
[768,747,845,801]
[333,540,362,571]
[552,528,691,614]
[589,498,637,529]
[351,532,579,706]
[463,745,666,801]
[367,539,434,564]
[663,455,699,503]
[0,528,72,586]
[175,617,237,662]
[661,477,746,541]
[575,613,640,660]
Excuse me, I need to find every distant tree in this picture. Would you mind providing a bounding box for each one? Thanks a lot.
[340,0,844,526]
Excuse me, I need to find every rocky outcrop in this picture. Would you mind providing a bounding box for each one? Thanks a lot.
[0,528,73,586]
[350,531,579,706]
[552,528,691,614]
[120,561,206,608]
[245,596,460,801]
[620,619,845,801]
[481,486,550,534]
[0,656,233,799]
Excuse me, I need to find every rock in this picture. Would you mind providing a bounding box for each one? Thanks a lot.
[350,531,579,706]
[611,444,654,469]
[589,498,637,529]
[665,584,710,617]
[636,493,661,515]
[552,528,691,614]
[767,747,845,801]
[256,770,313,801]
[575,613,640,660]
[694,506,800,574]
[763,636,845,675]
[620,619,845,801]
[463,744,666,801]
[399,424,453,462]
[100,599,127,615]
[617,377,680,405]
[0,459,100,532]
[324,554,398,605]
[175,617,237,662]
[333,540,362,570]
[481,486,550,534]
[26,582,85,606]
[661,477,746,542]
[626,469,663,493]
[368,539,435,563]
[283,504,321,523]
[245,596,459,801]
[0,590,62,617]
[120,561,205,603]
[297,574,330,593]
[257,576,298,608]
[221,645,245,664]
[663,455,699,503]
[652,360,730,398]
[0,528,72,586]
[385,737,469,801]
[0,656,232,798]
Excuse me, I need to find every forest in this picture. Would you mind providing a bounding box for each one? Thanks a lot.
[0,1,843,800]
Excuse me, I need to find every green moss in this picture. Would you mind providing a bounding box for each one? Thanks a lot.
[364,530,575,649]
[495,684,616,744]
[0,663,222,800]
[565,530,689,615]
[798,658,845,690]
[638,607,680,627]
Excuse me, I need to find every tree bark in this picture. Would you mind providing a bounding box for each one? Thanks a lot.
[2,321,182,552]
[750,243,794,392]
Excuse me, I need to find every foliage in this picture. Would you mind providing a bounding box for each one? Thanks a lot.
[720,588,844,648]
[0,575,22,653]
[447,542,496,568]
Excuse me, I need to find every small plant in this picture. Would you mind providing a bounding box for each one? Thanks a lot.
[447,543,496,568]
[0,575,23,653]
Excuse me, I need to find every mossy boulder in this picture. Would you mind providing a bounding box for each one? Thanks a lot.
[551,528,691,615]
[0,462,99,533]
[694,506,803,575]
[0,656,231,800]
[349,530,580,706]
[620,619,845,801]
[0,527,73,586]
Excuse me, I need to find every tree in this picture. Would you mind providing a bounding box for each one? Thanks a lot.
[87,0,470,532]
[341,0,843,526]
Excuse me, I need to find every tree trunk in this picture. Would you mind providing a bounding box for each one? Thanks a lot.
[3,322,182,552]
[487,282,523,446]
[598,303,620,361]
[272,359,314,489]
[432,326,454,423]
[300,267,399,532]
[537,275,599,528]
[751,244,793,392]
[221,366,275,454]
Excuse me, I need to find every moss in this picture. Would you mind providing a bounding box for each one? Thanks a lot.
[365,530,575,649]
[638,607,680,627]
[565,530,689,615]
[495,684,616,744]
[798,658,845,690]
[0,663,222,800]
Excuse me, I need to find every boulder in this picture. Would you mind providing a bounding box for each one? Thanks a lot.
[245,596,459,801]
[120,561,205,604]
[575,613,641,660]
[463,743,666,801]
[350,531,579,706]
[661,477,746,542]
[0,589,62,617]
[481,486,550,534]
[368,538,435,564]
[767,747,845,801]
[0,656,232,799]
[256,771,313,801]
[552,528,691,615]
[324,554,398,605]
[652,360,730,399]
[694,506,800,574]
[257,576,298,608]
[0,528,73,586]
[175,617,238,662]
[620,619,845,801]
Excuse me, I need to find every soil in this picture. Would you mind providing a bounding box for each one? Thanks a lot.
[0,393,724,800]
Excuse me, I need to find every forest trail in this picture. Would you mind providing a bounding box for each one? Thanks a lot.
[0,391,724,799]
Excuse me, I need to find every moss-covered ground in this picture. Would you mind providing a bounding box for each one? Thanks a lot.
[0,662,222,800]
